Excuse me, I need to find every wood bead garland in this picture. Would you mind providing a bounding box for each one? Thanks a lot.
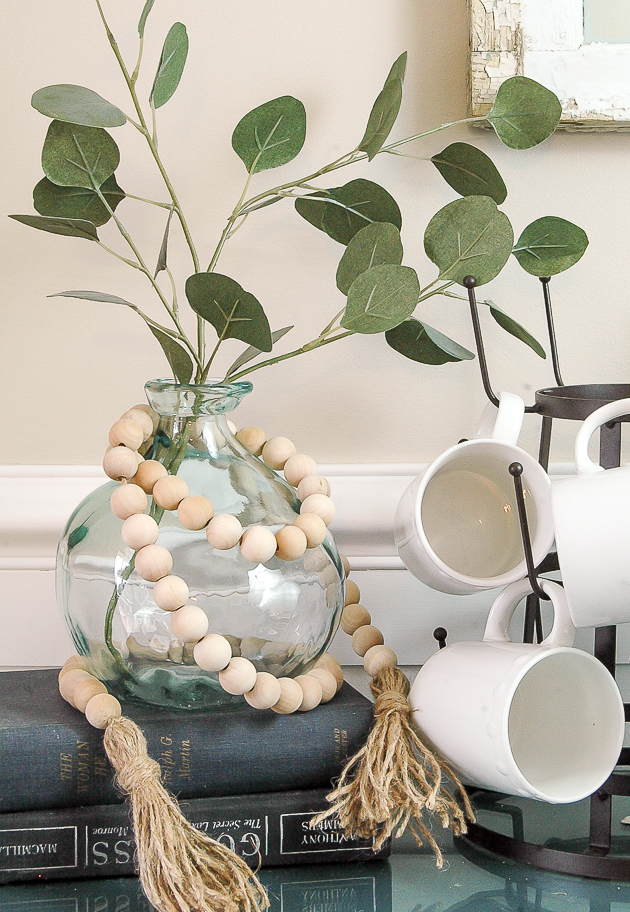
[292,513,327,548]
[103,446,140,481]
[236,426,267,455]
[152,475,189,511]
[170,605,210,643]
[134,459,168,494]
[219,657,258,695]
[193,634,232,672]
[153,575,189,611]
[122,513,159,550]
[135,543,173,582]
[275,524,307,561]
[109,418,145,451]
[297,474,331,500]
[272,677,304,714]
[244,672,282,709]
[300,493,335,526]
[240,526,277,563]
[283,454,317,486]
[110,483,148,520]
[121,407,154,440]
[261,436,296,470]
[351,624,385,657]
[177,495,214,530]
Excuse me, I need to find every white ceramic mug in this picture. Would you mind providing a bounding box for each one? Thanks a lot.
[552,397,630,627]
[394,393,554,595]
[410,577,625,803]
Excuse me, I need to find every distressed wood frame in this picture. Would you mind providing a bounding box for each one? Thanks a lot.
[470,0,630,130]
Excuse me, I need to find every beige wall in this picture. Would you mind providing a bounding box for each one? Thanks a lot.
[2,0,628,466]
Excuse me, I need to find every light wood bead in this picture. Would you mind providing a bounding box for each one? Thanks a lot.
[300,493,335,526]
[152,475,189,511]
[178,495,214,530]
[135,451,145,465]
[73,677,108,713]
[219,657,258,695]
[244,672,282,710]
[122,513,159,550]
[344,580,361,606]
[284,454,318,487]
[226,419,237,435]
[292,513,327,548]
[351,624,384,658]
[58,655,90,682]
[122,403,158,433]
[262,436,297,470]
[364,644,398,678]
[275,525,307,562]
[103,446,139,481]
[170,605,209,643]
[153,575,189,611]
[341,555,351,578]
[134,460,168,494]
[271,677,304,714]
[109,418,144,451]
[85,693,122,730]
[314,653,344,692]
[59,669,93,707]
[297,475,331,500]
[236,426,267,456]
[135,543,173,582]
[206,514,243,550]
[240,526,277,563]
[295,675,323,712]
[340,603,372,636]
[194,634,233,672]
[120,407,154,441]
[110,484,148,520]
[307,667,337,703]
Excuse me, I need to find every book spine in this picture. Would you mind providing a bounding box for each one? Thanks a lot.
[0,789,390,884]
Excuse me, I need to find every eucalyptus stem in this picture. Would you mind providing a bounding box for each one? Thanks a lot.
[124,193,173,209]
[229,330,354,381]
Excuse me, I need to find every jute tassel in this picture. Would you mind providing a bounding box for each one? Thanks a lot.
[312,665,475,867]
[103,715,269,912]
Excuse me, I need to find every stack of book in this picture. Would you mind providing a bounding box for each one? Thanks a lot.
[0,668,389,884]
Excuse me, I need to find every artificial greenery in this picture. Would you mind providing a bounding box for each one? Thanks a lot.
[10,1,590,384]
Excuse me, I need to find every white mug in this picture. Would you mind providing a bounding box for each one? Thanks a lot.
[394,393,554,595]
[410,577,625,803]
[552,397,630,627]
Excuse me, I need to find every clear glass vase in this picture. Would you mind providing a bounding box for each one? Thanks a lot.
[56,380,345,710]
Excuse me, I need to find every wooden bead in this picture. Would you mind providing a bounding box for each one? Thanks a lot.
[340,555,351,578]
[307,667,337,703]
[236,426,267,456]
[178,495,214,530]
[59,669,93,707]
[219,657,258,695]
[364,644,398,678]
[152,475,189,511]
[170,605,209,643]
[244,672,282,709]
[262,436,296,470]
[85,693,122,729]
[275,525,307,561]
[120,407,154,440]
[295,674,323,712]
[58,655,90,682]
[340,603,371,635]
[297,475,331,500]
[122,403,158,433]
[122,513,159,550]
[134,460,168,494]
[240,526,277,563]
[206,514,243,550]
[135,543,173,582]
[73,677,108,713]
[271,677,304,714]
[194,634,232,672]
[103,446,139,481]
[284,454,318,487]
[109,418,144,451]
[344,580,361,606]
[292,513,327,548]
[300,494,335,526]
[110,484,148,520]
[314,653,344,692]
[351,625,384,657]
[153,575,189,611]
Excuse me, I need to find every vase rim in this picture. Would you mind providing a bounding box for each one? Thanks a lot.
[145,378,253,416]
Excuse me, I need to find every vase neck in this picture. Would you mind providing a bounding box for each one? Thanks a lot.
[145,379,252,417]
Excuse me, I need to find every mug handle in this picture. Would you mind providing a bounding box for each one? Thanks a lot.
[574,397,630,476]
[475,391,525,446]
[483,577,576,649]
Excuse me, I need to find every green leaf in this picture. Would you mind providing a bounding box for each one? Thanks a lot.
[424,196,514,286]
[150,23,189,109]
[50,290,137,305]
[358,51,407,161]
[225,325,294,378]
[31,85,126,128]
[430,142,507,204]
[138,0,156,37]
[336,222,403,295]
[487,302,546,358]
[295,178,402,246]
[232,96,306,174]
[185,273,272,351]
[488,76,561,150]
[9,214,98,241]
[341,264,419,334]
[68,523,89,550]
[149,325,194,384]
[42,120,120,189]
[155,208,174,277]
[386,318,474,364]
[33,173,124,227]
[513,216,589,277]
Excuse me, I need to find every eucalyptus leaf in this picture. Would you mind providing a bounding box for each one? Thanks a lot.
[149,325,194,384]
[336,222,403,295]
[50,290,137,306]
[185,273,272,351]
[225,325,294,378]
[31,85,126,128]
[67,523,89,550]
[430,142,507,204]
[42,120,120,189]
[341,264,419,334]
[295,179,402,246]
[488,76,561,150]
[33,173,124,227]
[9,214,98,241]
[513,216,589,277]
[358,51,407,161]
[386,318,474,364]
[424,196,514,286]
[155,208,175,277]
[150,22,188,109]
[487,302,546,358]
[232,96,306,174]
[138,0,156,37]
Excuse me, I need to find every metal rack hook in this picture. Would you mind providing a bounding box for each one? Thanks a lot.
[508,461,550,601]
